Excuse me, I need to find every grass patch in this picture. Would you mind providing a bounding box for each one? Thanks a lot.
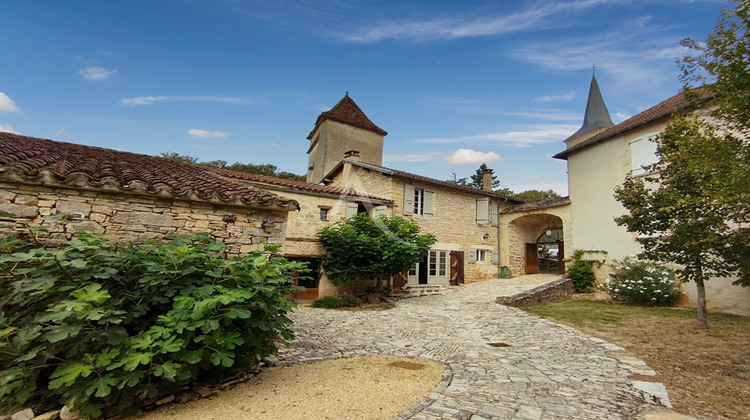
[522,300,750,420]
[340,302,395,311]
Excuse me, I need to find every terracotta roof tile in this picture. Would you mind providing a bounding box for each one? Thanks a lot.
[307,94,387,139]
[500,197,570,213]
[554,89,704,159]
[208,168,393,203]
[326,160,525,203]
[0,132,300,210]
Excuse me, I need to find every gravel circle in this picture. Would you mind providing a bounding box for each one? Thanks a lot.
[137,355,444,420]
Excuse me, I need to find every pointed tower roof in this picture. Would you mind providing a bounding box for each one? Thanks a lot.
[307,93,388,139]
[567,75,614,140]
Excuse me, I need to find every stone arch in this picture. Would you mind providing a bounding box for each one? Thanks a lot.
[506,213,565,276]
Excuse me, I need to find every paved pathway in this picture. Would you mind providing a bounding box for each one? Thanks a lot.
[277,277,670,420]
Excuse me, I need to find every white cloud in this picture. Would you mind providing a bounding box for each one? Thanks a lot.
[54,129,67,137]
[79,66,118,81]
[413,124,579,148]
[532,91,577,104]
[445,149,501,165]
[121,95,254,106]
[613,112,632,122]
[0,92,20,112]
[333,0,624,43]
[188,129,230,139]
[0,124,18,134]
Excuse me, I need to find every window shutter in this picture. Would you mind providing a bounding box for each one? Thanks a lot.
[374,205,388,216]
[404,185,414,215]
[467,247,476,263]
[630,135,658,175]
[423,191,434,216]
[491,250,499,264]
[476,198,489,224]
[345,202,358,218]
[490,201,499,226]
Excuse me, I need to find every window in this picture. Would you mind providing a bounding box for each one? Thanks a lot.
[476,249,487,263]
[403,185,433,216]
[476,198,489,224]
[630,134,659,176]
[428,250,447,277]
[318,206,331,220]
[414,188,424,215]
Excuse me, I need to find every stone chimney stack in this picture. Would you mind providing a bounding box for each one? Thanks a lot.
[481,168,494,192]
[344,150,361,162]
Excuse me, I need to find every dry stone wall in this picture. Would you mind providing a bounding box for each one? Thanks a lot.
[0,182,287,254]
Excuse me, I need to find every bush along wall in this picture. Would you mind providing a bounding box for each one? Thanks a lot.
[607,257,681,305]
[566,249,607,293]
[0,232,304,418]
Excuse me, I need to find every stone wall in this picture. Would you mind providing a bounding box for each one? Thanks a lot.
[330,165,514,283]
[500,204,572,277]
[496,278,573,307]
[307,120,384,183]
[0,182,287,254]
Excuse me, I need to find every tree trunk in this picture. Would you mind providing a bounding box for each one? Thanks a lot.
[695,263,708,329]
[375,274,383,291]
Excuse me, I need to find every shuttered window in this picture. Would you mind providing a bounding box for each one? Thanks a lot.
[404,185,433,216]
[476,198,489,224]
[630,134,659,176]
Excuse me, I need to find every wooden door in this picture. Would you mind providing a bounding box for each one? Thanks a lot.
[450,251,465,285]
[525,243,539,274]
[557,241,565,274]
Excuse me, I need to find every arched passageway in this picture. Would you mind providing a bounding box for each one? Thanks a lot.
[506,213,565,276]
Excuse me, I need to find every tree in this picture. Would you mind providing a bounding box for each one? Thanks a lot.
[446,173,469,185]
[469,163,500,190]
[614,117,749,329]
[680,0,750,134]
[317,213,436,291]
[513,189,562,201]
[159,152,305,181]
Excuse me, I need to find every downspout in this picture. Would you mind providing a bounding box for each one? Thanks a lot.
[497,197,507,278]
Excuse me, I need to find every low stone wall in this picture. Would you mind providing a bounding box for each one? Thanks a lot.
[495,277,572,307]
[0,182,287,255]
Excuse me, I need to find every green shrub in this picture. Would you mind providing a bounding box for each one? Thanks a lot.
[0,233,303,418]
[608,257,681,305]
[311,295,360,309]
[566,250,607,293]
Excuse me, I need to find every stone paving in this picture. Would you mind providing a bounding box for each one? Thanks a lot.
[277,277,670,420]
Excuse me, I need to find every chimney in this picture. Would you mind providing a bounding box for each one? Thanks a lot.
[481,168,494,192]
[344,150,361,162]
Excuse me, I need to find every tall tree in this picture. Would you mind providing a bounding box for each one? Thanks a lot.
[680,0,750,134]
[469,163,500,190]
[318,213,436,291]
[614,117,749,329]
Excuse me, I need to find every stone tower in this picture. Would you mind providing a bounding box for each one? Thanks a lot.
[564,75,614,149]
[305,94,387,183]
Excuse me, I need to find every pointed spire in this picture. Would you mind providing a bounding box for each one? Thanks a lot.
[306,94,387,139]
[569,74,614,139]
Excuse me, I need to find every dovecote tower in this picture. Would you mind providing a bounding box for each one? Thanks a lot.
[305,93,387,183]
[564,75,614,149]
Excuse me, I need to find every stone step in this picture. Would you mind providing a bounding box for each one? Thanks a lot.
[397,284,456,297]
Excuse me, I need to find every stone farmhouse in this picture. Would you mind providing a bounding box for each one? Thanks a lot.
[553,76,750,316]
[0,132,299,252]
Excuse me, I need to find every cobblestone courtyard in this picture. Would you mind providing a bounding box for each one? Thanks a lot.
[278,277,670,419]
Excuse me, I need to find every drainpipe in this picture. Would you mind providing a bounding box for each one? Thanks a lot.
[497,197,507,278]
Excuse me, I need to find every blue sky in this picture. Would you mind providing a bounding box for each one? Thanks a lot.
[0,0,724,195]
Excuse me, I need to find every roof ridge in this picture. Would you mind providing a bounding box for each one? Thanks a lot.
[307,94,387,139]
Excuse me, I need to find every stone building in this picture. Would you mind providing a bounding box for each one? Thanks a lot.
[205,168,394,299]
[0,133,299,253]
[553,77,750,316]
[306,93,387,184]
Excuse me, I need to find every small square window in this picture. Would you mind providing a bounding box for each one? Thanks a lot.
[319,208,329,221]
[476,249,487,263]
